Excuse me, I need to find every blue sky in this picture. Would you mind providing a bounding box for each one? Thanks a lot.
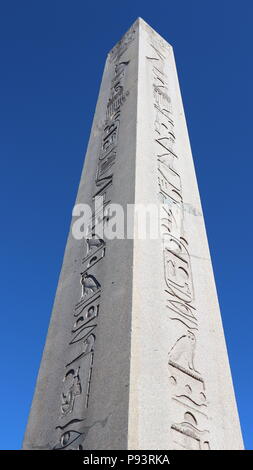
[0,0,252,450]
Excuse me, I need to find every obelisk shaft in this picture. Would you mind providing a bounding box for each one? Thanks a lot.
[23,18,243,450]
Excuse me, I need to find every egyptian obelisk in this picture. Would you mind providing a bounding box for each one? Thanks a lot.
[23,18,243,450]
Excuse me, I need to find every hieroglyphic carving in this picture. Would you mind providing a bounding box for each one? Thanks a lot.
[142,21,171,55]
[146,33,211,449]
[80,273,101,299]
[54,419,85,450]
[168,331,198,372]
[61,368,82,417]
[163,234,194,303]
[109,24,136,63]
[171,412,210,450]
[53,55,130,450]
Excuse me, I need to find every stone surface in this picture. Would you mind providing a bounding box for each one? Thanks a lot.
[23,18,244,450]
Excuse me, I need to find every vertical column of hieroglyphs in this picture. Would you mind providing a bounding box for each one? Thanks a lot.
[52,26,136,450]
[145,27,211,450]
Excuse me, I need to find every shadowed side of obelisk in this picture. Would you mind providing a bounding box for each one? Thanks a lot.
[23,19,140,450]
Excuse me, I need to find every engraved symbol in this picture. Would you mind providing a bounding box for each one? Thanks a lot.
[80,273,101,299]
[163,235,194,303]
[168,331,198,372]
[109,27,135,62]
[86,236,105,255]
[83,236,105,270]
[170,376,177,385]
[54,419,84,450]
[171,412,210,450]
[61,368,82,417]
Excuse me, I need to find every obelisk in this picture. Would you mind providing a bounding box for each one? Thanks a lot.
[23,18,243,450]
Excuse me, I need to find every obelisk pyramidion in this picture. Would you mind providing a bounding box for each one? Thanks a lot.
[23,18,243,450]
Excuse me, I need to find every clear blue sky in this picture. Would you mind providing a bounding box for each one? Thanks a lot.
[0,0,252,450]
